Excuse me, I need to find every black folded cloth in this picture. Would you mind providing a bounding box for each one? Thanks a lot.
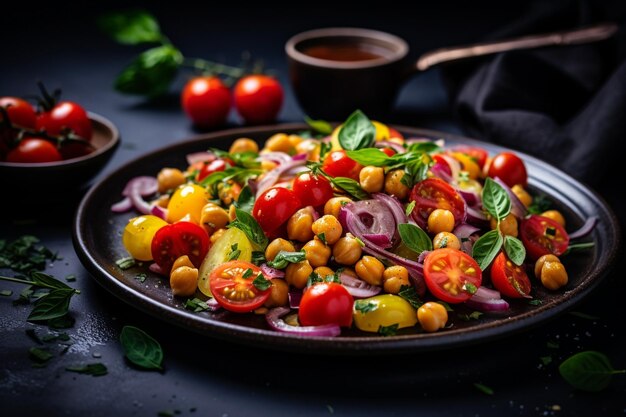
[441,0,626,185]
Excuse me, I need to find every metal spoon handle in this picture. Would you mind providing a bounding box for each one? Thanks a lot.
[416,22,619,71]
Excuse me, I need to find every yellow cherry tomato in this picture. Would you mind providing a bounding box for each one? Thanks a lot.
[167,184,209,224]
[353,294,417,333]
[372,121,390,141]
[450,152,481,180]
[122,215,168,261]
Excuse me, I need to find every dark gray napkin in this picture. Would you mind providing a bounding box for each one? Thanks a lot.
[441,0,626,185]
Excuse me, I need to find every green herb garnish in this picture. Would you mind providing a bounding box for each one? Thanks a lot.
[135,273,147,283]
[267,250,306,270]
[354,299,378,314]
[0,235,58,273]
[397,223,432,254]
[559,351,625,392]
[115,257,136,270]
[305,116,333,135]
[405,200,416,216]
[66,363,108,377]
[338,110,375,151]
[227,243,241,261]
[29,347,53,363]
[252,273,271,291]
[229,208,268,249]
[398,285,423,309]
[377,323,399,337]
[234,185,255,214]
[120,326,163,371]
[183,298,210,312]
[242,268,254,279]
[458,311,483,321]
[473,382,494,395]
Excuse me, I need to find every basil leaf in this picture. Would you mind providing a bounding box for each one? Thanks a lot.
[482,178,511,221]
[378,323,399,337]
[120,326,163,371]
[472,230,503,270]
[267,250,306,270]
[330,177,369,200]
[304,116,333,135]
[405,201,416,216]
[398,285,423,309]
[503,236,526,266]
[28,288,74,322]
[31,271,71,290]
[354,299,378,313]
[405,141,441,154]
[338,110,375,151]
[98,10,163,45]
[345,148,390,166]
[114,45,182,97]
[66,363,108,377]
[228,209,268,249]
[253,273,272,291]
[559,351,625,392]
[398,223,432,254]
[234,185,254,213]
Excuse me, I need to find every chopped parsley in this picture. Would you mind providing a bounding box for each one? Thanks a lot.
[398,285,423,309]
[184,298,210,312]
[115,257,136,270]
[378,323,399,337]
[354,299,378,313]
[252,273,271,291]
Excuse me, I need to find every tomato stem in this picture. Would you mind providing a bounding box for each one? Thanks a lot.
[182,57,245,78]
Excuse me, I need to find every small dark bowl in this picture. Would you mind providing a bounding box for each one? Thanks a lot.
[0,112,120,199]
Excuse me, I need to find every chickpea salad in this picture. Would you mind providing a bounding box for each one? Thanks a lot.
[112,110,597,337]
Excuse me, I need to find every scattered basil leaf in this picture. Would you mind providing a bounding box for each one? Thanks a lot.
[31,271,71,290]
[463,282,478,295]
[401,157,430,189]
[354,300,378,313]
[472,230,503,270]
[0,235,58,273]
[227,243,241,261]
[398,223,433,254]
[65,274,76,282]
[98,10,163,45]
[473,383,494,395]
[528,299,542,306]
[317,233,327,245]
[482,178,511,221]
[251,251,266,266]
[338,110,375,151]
[114,45,183,97]
[304,116,333,135]
[540,356,553,366]
[559,351,625,392]
[405,141,441,154]
[547,341,559,349]
[120,325,163,371]
[0,289,12,296]
[183,298,210,312]
[66,363,108,377]
[319,141,332,160]
[28,288,75,322]
[329,177,369,200]
[563,242,595,255]
[527,194,551,215]
[458,311,483,321]
[568,311,600,320]
[377,323,399,337]
[48,314,76,329]
[234,185,255,213]
[29,347,53,363]
[503,236,526,266]
[267,250,306,270]
[242,268,254,279]
[228,208,268,249]
[405,201,416,217]
[398,285,423,309]
[324,274,340,284]
[345,148,390,166]
[135,273,147,283]
[307,272,323,287]
[116,257,136,270]
[252,273,271,291]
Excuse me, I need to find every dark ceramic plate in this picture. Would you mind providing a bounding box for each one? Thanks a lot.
[73,124,619,354]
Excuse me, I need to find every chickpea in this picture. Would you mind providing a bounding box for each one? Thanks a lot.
[157,168,186,193]
[417,302,448,332]
[296,139,318,156]
[264,133,294,153]
[333,234,363,265]
[427,209,455,234]
[359,166,384,193]
[311,215,343,245]
[229,138,259,154]
[539,261,568,290]
[288,134,304,148]
[302,239,331,268]
[490,213,518,237]
[324,197,352,218]
[432,232,461,250]
[171,255,194,273]
[314,266,335,279]
[210,228,227,244]
[382,265,410,294]
[154,194,170,208]
[285,260,313,289]
[287,207,315,242]
[541,210,566,228]
[265,238,296,262]
[342,267,357,278]
[228,204,237,222]
[384,169,410,200]
[512,184,533,207]
[169,266,198,297]
[264,279,289,308]
[200,203,229,235]
[534,254,560,278]
[355,256,385,286]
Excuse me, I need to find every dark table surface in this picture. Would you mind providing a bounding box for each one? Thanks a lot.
[1,2,624,416]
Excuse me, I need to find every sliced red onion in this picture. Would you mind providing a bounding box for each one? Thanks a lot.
[150,204,168,221]
[439,154,461,183]
[458,189,480,207]
[128,189,152,215]
[465,286,509,312]
[265,307,341,337]
[255,159,306,198]
[430,162,454,183]
[289,289,302,309]
[371,193,407,228]
[292,153,308,161]
[260,264,285,279]
[186,151,215,165]
[374,140,405,154]
[453,224,481,240]
[339,200,397,239]
[568,216,598,239]
[362,234,392,249]
[149,262,165,275]
[111,197,133,213]
[417,250,431,264]
[466,206,489,226]
[339,273,382,298]
[474,286,502,300]
[115,176,159,215]
[362,245,425,296]
[493,177,528,219]
[257,151,292,165]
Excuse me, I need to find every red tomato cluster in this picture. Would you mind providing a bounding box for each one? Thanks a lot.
[1,95,93,163]
[181,74,284,128]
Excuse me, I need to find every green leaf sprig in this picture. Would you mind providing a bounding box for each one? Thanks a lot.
[228,208,268,249]
[120,325,164,371]
[559,351,624,392]
[397,223,432,254]
[338,110,375,151]
[267,250,306,270]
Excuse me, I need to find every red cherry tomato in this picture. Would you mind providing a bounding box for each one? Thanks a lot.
[196,159,228,181]
[387,127,404,140]
[490,252,531,298]
[209,260,271,313]
[151,221,210,272]
[233,75,283,124]
[487,152,528,187]
[253,187,302,234]
[37,101,92,140]
[181,76,231,129]
[0,97,36,128]
[292,172,333,207]
[520,215,570,260]
[409,178,466,230]
[381,148,396,157]
[322,150,363,181]
[6,138,62,163]
[299,282,354,327]
[423,248,483,303]
[452,145,488,169]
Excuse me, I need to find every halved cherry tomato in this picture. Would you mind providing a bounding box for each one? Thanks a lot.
[151,222,210,272]
[322,150,363,181]
[299,282,354,327]
[209,260,270,312]
[6,138,62,163]
[487,152,527,187]
[123,215,168,261]
[252,186,301,234]
[292,172,333,207]
[490,252,531,298]
[197,159,228,181]
[409,178,466,230]
[37,101,92,140]
[520,215,569,260]
[0,97,37,128]
[452,145,488,169]
[423,248,482,303]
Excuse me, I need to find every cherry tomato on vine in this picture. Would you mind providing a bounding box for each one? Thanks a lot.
[292,172,333,207]
[520,215,570,260]
[322,150,363,181]
[209,260,271,313]
[409,178,466,230]
[487,152,528,187]
[253,186,301,234]
[151,221,210,272]
[6,138,62,163]
[37,101,92,140]
[0,97,36,128]
[423,248,482,304]
[299,282,354,327]
[181,76,231,129]
[233,75,283,124]
[490,252,532,298]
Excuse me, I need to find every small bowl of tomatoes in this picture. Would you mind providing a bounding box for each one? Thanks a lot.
[0,95,120,197]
